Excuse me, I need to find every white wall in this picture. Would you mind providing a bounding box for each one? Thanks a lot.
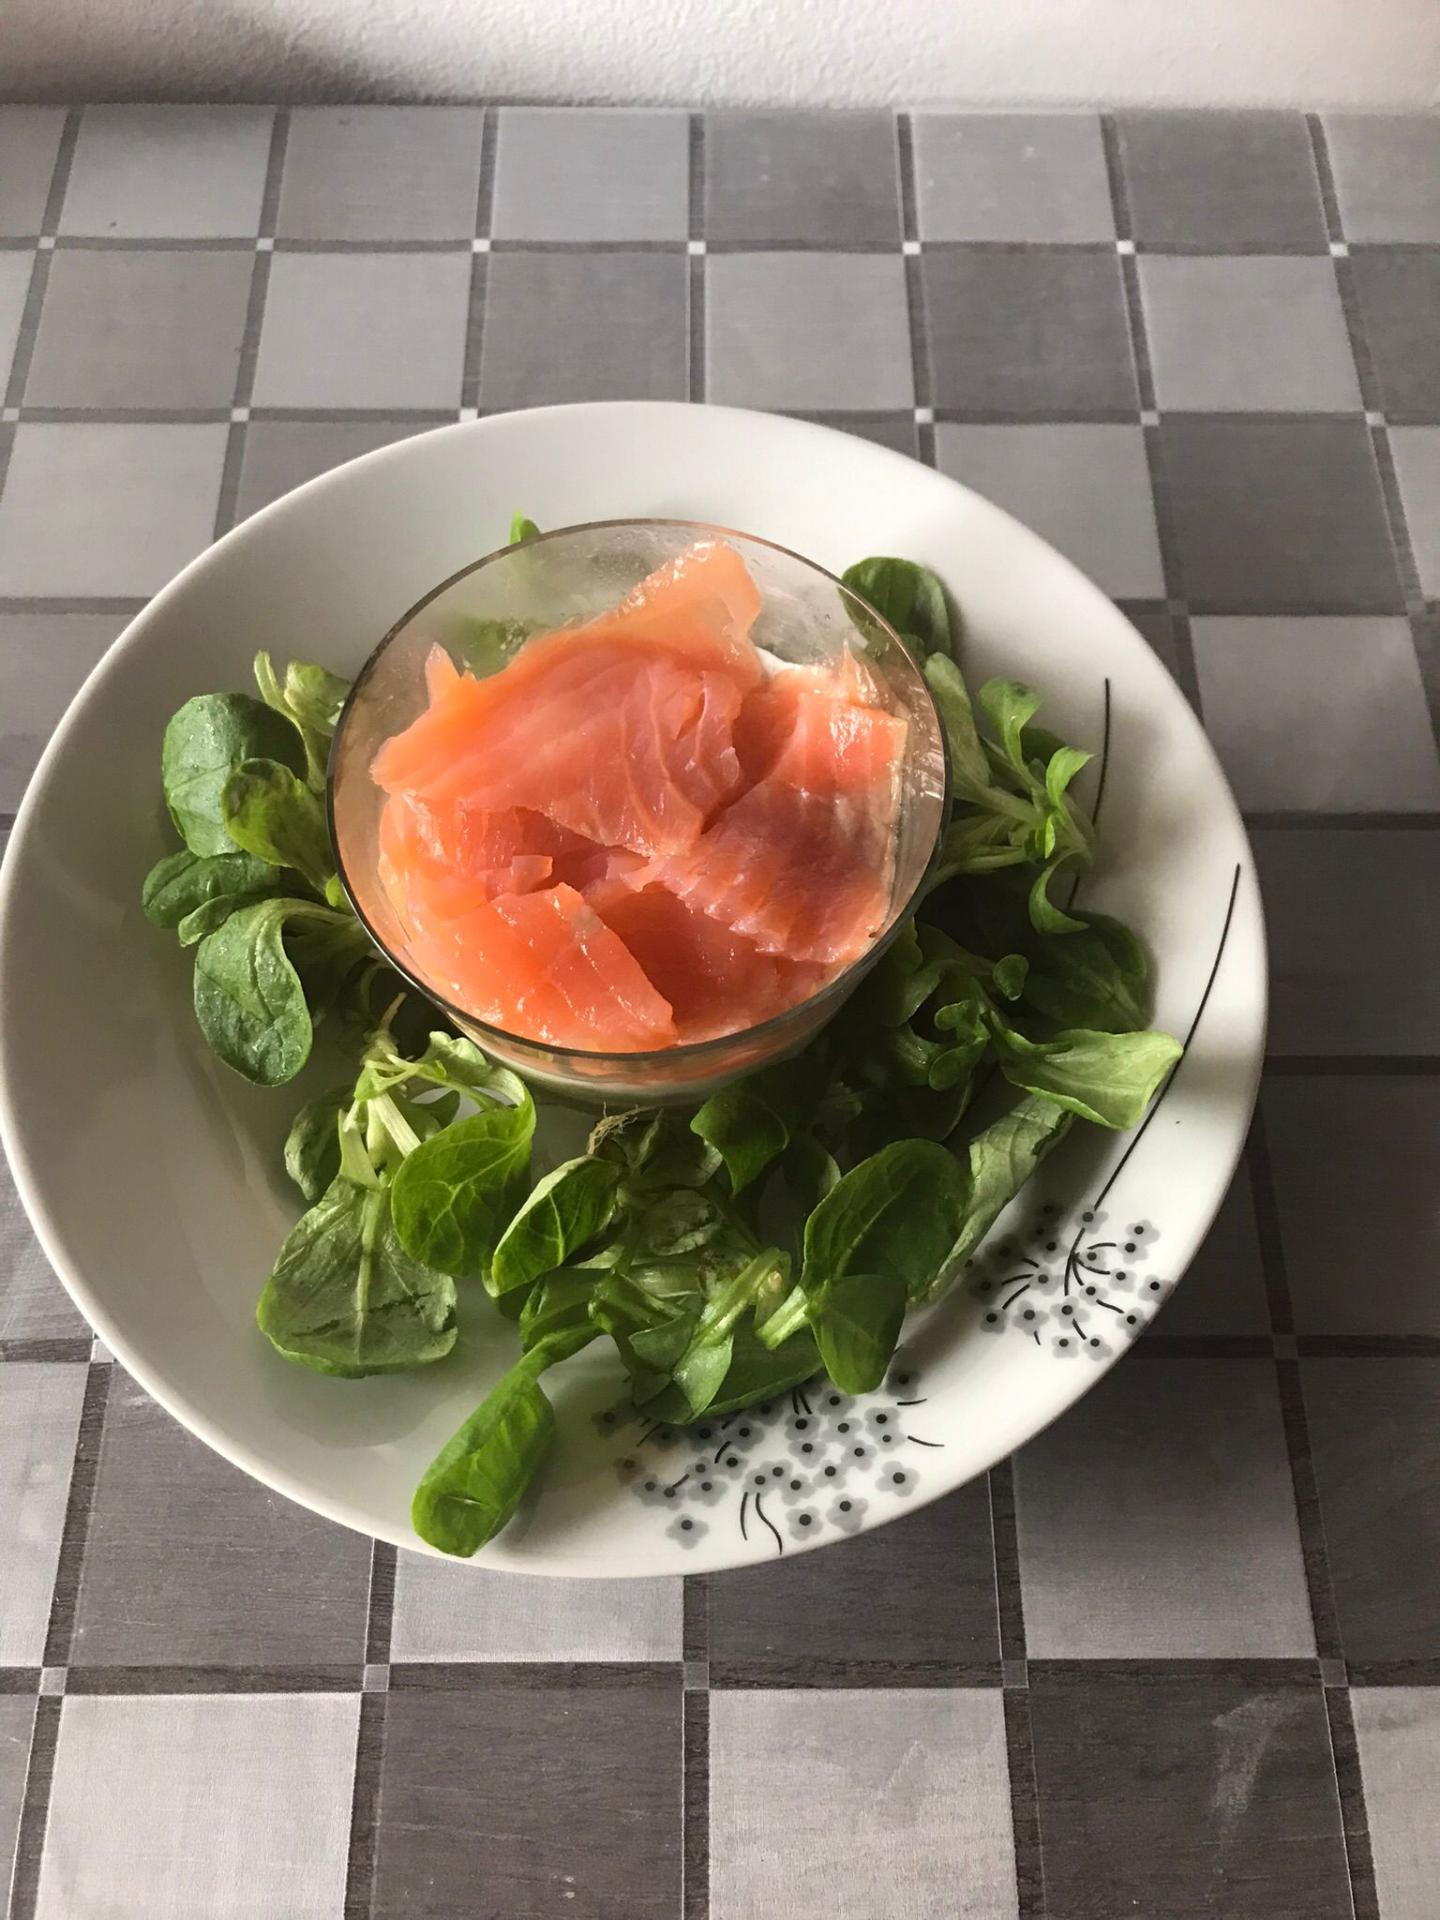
[6,0,1440,107]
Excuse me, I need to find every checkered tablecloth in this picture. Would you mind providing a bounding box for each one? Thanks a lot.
[1,102,1438,1920]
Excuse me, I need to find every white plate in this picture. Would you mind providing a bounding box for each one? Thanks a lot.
[0,403,1266,1577]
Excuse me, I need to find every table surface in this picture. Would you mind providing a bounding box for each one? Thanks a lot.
[1,101,1438,1920]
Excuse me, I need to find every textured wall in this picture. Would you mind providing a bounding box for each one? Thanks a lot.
[5,0,1440,106]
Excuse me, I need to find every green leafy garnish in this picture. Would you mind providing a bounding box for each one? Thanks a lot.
[162,693,307,856]
[841,556,954,659]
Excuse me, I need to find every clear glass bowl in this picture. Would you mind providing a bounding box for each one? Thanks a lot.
[330,520,948,1103]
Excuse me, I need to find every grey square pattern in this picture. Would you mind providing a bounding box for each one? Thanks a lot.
[492,108,689,241]
[1139,255,1360,412]
[277,106,485,241]
[1349,249,1440,424]
[912,111,1115,242]
[372,1683,682,1920]
[706,252,913,409]
[35,1694,357,1919]
[710,1690,1016,1920]
[1253,828,1440,1055]
[0,423,228,596]
[25,249,254,410]
[936,423,1163,595]
[70,1368,371,1668]
[252,252,471,409]
[704,111,901,245]
[0,108,65,237]
[1,1143,90,1346]
[1265,1077,1440,1334]
[1116,110,1329,249]
[61,105,274,239]
[1192,617,1440,810]
[480,250,688,408]
[1015,1359,1314,1657]
[1,102,1438,1920]
[922,247,1137,417]
[1161,418,1400,613]
[1324,114,1440,243]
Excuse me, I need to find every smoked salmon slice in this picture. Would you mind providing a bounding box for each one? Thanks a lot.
[587,879,825,1044]
[632,661,907,967]
[373,542,761,858]
[372,539,908,1052]
[397,882,677,1051]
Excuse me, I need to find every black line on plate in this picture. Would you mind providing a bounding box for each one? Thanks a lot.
[1089,678,1113,830]
[752,1491,783,1556]
[1062,860,1241,1274]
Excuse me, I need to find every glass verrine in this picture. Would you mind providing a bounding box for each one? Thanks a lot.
[330,519,948,1102]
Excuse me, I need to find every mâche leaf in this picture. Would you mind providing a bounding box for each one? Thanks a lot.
[390,1098,537,1277]
[221,758,334,893]
[162,692,306,856]
[193,898,366,1086]
[490,1156,621,1297]
[256,1177,457,1376]
[802,1138,971,1302]
[987,1017,1182,1130]
[412,1346,559,1557]
[841,556,953,659]
[142,848,290,930]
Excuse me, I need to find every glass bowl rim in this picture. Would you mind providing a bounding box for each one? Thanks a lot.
[327,515,951,1071]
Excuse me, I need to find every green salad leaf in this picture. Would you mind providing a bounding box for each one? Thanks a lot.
[841,556,953,659]
[192,898,368,1086]
[221,758,334,894]
[489,1156,621,1297]
[162,692,307,856]
[412,1344,561,1557]
[256,1176,456,1376]
[142,848,291,930]
[390,1097,537,1277]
